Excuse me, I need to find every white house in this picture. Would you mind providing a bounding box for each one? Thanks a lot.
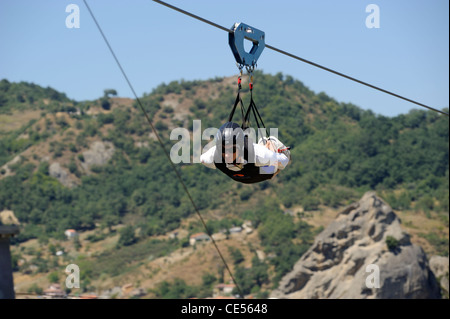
[64,229,78,240]
[213,283,236,297]
[229,226,242,234]
[189,232,210,246]
[43,284,66,299]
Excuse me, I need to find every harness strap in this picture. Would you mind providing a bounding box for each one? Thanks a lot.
[243,84,269,138]
[228,76,246,123]
[228,74,269,138]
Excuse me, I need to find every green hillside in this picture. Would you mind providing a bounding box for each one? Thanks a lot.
[0,79,70,113]
[0,72,448,297]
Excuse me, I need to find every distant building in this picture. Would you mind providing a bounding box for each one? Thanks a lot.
[121,283,146,298]
[211,232,227,241]
[122,283,133,295]
[242,221,253,234]
[213,283,236,297]
[79,293,98,299]
[211,295,237,299]
[242,220,252,228]
[229,226,242,234]
[169,231,178,239]
[43,284,66,299]
[64,229,78,240]
[189,232,210,246]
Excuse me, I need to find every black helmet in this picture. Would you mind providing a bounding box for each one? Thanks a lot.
[216,122,244,153]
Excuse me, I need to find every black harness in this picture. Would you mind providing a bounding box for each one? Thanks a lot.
[214,136,275,184]
[213,74,277,184]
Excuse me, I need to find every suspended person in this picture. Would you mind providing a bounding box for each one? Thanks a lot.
[200,122,290,184]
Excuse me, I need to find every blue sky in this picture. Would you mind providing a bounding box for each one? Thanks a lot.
[0,0,448,117]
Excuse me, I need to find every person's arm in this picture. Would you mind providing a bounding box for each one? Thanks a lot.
[253,144,289,169]
[200,146,217,169]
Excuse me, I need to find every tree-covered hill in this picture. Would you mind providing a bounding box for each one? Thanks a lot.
[0,79,70,113]
[1,72,448,296]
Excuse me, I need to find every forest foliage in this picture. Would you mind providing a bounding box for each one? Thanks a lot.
[0,73,448,294]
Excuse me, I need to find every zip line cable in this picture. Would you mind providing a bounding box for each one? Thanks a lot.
[82,0,447,298]
[83,0,244,299]
[152,0,449,117]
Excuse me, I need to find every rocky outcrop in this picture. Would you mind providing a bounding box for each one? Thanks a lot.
[0,210,20,225]
[80,141,115,172]
[270,191,441,299]
[429,256,449,297]
[0,155,21,178]
[49,162,77,188]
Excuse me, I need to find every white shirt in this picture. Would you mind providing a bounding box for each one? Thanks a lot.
[200,144,289,172]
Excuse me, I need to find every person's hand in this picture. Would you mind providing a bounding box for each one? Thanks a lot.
[265,139,276,152]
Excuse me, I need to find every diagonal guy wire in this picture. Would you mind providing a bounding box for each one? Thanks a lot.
[83,0,245,299]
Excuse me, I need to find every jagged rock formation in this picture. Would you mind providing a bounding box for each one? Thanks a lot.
[270,191,441,299]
